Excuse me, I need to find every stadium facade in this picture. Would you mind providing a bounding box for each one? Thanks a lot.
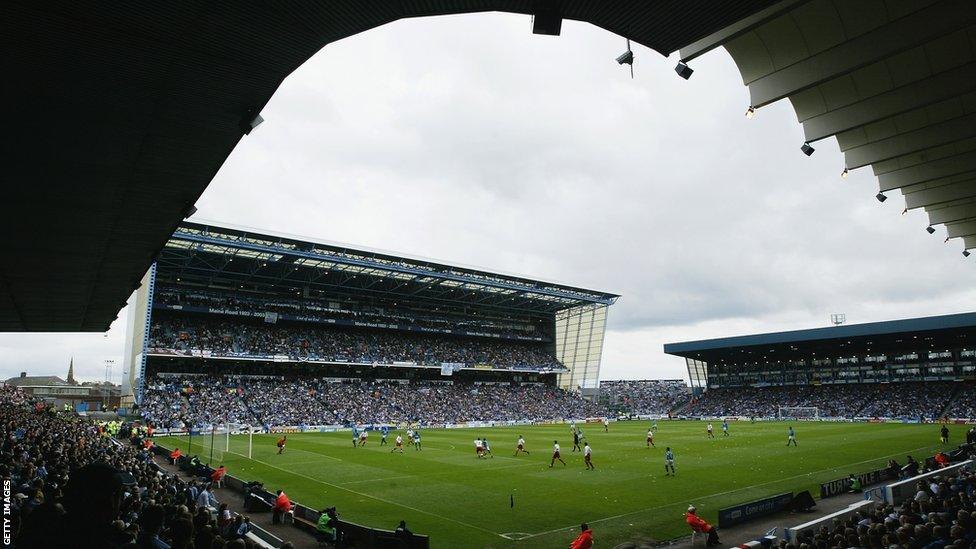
[121,222,618,404]
[664,312,976,393]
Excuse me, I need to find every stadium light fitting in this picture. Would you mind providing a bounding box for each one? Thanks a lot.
[745,106,755,119]
[965,250,972,258]
[841,168,849,179]
[876,193,887,203]
[675,62,693,80]
[240,108,264,135]
[616,39,634,79]
[800,142,815,156]
[926,226,936,234]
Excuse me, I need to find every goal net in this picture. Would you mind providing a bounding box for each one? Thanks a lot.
[778,406,818,419]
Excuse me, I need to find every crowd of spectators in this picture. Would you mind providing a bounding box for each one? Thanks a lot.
[943,384,976,421]
[600,380,689,414]
[686,382,963,419]
[149,318,563,371]
[787,466,976,549]
[1,385,264,548]
[141,376,606,429]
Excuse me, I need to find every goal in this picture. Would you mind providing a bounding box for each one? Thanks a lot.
[777,406,819,420]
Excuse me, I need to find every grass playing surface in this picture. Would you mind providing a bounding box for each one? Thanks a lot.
[158,421,963,548]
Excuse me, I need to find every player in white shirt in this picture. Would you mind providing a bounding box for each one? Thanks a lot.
[390,435,404,453]
[583,442,594,470]
[358,429,368,447]
[549,440,566,468]
[474,438,485,458]
[514,435,529,456]
[603,418,609,432]
[646,428,656,448]
[706,423,714,438]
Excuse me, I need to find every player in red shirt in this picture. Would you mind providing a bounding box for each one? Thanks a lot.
[277,435,287,455]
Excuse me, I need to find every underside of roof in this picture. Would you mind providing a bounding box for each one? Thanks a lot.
[158,222,617,313]
[679,0,976,253]
[0,0,777,332]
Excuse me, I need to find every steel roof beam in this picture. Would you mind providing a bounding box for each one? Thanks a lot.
[905,180,976,209]
[926,199,976,225]
[945,220,976,238]
[878,150,976,191]
[750,1,975,108]
[844,112,976,170]
[802,62,976,143]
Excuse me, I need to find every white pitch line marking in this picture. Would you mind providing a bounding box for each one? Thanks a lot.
[521,444,934,541]
[244,455,505,538]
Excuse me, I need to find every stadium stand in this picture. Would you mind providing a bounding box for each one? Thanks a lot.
[0,385,272,548]
[141,375,605,429]
[785,465,976,549]
[599,379,689,415]
[149,318,564,371]
[683,382,966,420]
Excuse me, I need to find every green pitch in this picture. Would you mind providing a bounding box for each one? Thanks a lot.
[158,421,961,548]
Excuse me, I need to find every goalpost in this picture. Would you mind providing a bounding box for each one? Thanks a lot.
[777,406,819,420]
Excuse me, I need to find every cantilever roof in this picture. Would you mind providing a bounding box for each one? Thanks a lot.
[664,312,976,363]
[158,221,617,313]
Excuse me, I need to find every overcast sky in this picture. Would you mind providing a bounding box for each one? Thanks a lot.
[3,13,974,384]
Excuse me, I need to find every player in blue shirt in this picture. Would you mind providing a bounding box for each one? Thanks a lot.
[380,426,389,446]
[351,426,359,447]
[413,430,422,451]
[787,426,797,446]
[722,420,730,437]
[665,447,676,476]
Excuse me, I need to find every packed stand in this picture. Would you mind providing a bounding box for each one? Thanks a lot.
[859,382,955,419]
[786,464,976,549]
[600,380,689,414]
[149,318,563,371]
[140,375,607,428]
[141,377,259,429]
[943,382,976,419]
[1,385,261,548]
[685,382,957,419]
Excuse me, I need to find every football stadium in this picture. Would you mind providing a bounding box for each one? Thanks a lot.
[6,1,976,549]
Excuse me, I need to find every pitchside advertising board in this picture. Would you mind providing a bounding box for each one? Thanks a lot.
[718,492,793,528]
[819,467,891,498]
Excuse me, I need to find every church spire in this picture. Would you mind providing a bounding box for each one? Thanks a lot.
[67,357,76,385]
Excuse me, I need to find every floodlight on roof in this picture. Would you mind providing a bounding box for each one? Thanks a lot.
[841,168,849,179]
[926,226,936,234]
[800,142,815,156]
[616,39,634,78]
[745,106,755,119]
[675,62,693,80]
[876,193,887,203]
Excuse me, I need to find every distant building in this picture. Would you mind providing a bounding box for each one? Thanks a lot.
[5,371,121,411]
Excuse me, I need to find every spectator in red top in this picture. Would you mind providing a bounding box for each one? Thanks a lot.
[686,506,720,546]
[570,523,593,549]
[211,464,227,483]
[169,447,182,464]
[934,452,950,468]
[272,490,293,524]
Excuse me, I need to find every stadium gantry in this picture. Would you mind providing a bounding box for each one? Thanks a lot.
[7,1,976,333]
[121,222,618,405]
[664,312,976,392]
